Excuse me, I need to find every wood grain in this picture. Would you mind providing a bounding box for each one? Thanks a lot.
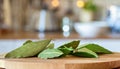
[0,53,120,69]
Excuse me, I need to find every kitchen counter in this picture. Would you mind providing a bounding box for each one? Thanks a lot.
[0,32,120,39]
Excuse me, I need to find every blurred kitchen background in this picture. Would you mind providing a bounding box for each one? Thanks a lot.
[0,0,120,39]
[0,0,120,55]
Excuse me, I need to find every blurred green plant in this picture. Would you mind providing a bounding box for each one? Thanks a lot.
[83,0,97,12]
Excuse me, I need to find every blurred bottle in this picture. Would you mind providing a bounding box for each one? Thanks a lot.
[62,9,73,37]
[25,0,41,32]
[107,5,120,33]
[37,3,53,32]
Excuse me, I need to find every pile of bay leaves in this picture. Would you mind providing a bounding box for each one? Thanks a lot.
[5,40,112,59]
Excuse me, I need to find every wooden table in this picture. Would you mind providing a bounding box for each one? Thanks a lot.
[0,53,120,69]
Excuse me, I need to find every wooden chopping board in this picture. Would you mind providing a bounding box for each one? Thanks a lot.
[0,53,120,69]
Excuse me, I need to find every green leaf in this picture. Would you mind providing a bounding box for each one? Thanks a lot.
[5,40,51,58]
[46,43,54,49]
[58,40,80,49]
[23,40,32,45]
[57,40,80,56]
[77,44,112,54]
[38,49,63,59]
[73,48,98,58]
[58,46,74,56]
